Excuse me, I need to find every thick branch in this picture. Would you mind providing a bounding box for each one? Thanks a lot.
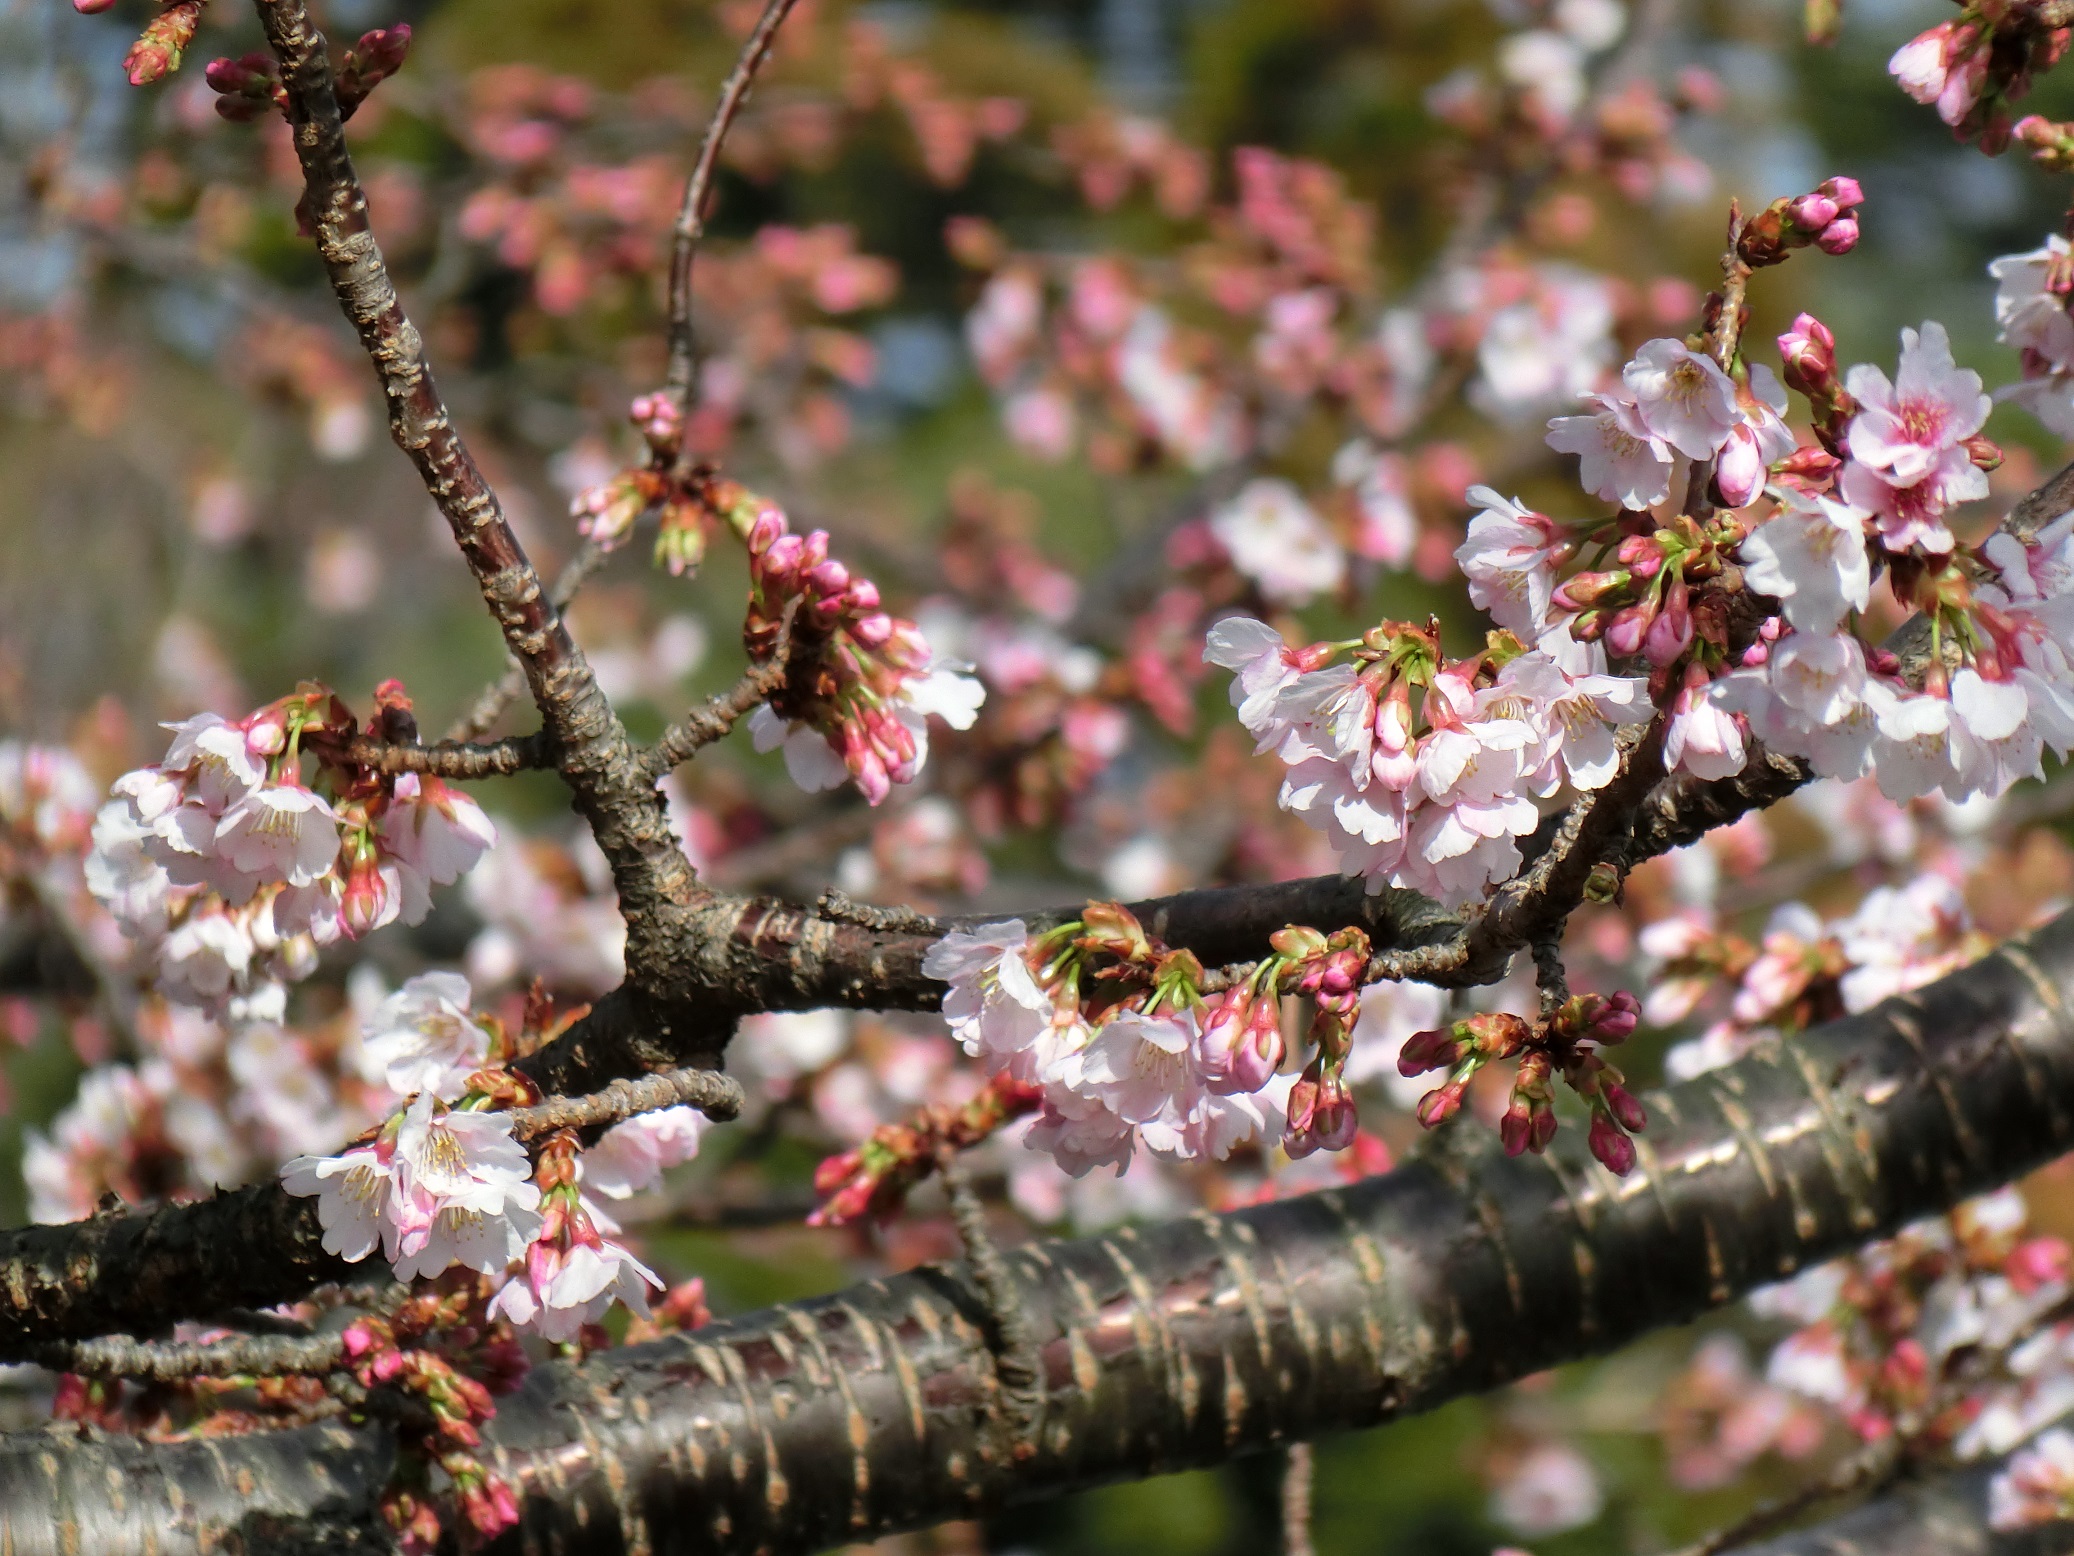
[10,909,2074,1549]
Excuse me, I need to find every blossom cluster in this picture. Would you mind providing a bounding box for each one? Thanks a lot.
[1755,1187,2074,1460]
[84,687,495,1007]
[1207,611,1648,908]
[688,478,985,804]
[921,908,1374,1177]
[1889,1,2070,150]
[1214,250,2074,924]
[281,973,700,1341]
[1641,873,1986,1080]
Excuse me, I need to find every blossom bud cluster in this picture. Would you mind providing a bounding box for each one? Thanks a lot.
[342,1282,529,1553]
[1890,3,2070,151]
[120,0,202,87]
[1398,992,1646,1175]
[678,479,984,805]
[485,1127,662,1341]
[84,687,496,1006]
[809,1071,1044,1225]
[919,909,1379,1176]
[1734,176,1865,266]
[202,53,287,123]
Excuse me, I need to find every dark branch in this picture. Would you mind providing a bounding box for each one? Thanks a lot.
[37,1328,346,1380]
[9,908,2074,1548]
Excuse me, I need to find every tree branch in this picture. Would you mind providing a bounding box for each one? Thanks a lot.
[37,1328,347,1381]
[443,538,608,744]
[9,907,2074,1548]
[505,1065,742,1140]
[640,601,797,780]
[663,0,803,412]
[1720,1459,2070,1555]
[334,732,550,779]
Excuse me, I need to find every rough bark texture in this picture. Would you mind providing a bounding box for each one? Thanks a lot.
[6,908,2074,1552]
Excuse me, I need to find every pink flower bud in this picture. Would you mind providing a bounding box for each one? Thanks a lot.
[807,559,851,598]
[759,533,805,579]
[1787,193,1839,231]
[799,530,830,570]
[1397,1025,1459,1077]
[1643,580,1693,667]
[72,0,117,11]
[1416,1077,1469,1128]
[1593,992,1641,1045]
[845,579,881,612]
[1605,1081,1647,1131]
[1606,599,1656,659]
[851,611,894,648]
[748,508,787,555]
[1588,1113,1637,1176]
[1816,217,1858,256]
[1615,534,1665,579]
[1819,175,1863,209]
[1714,425,1766,509]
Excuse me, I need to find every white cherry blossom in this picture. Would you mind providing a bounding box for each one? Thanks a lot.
[1738,494,1872,634]
[355,971,490,1102]
[1456,487,1565,636]
[1545,388,1675,509]
[281,1145,406,1263]
[582,1106,708,1199]
[1209,478,1347,606]
[1624,337,1739,460]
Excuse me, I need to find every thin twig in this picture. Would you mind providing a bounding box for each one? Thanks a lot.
[37,1329,348,1381]
[641,601,798,778]
[1671,1437,1901,1556]
[505,1065,743,1141]
[663,0,803,413]
[334,731,549,779]
[1281,1442,1317,1556]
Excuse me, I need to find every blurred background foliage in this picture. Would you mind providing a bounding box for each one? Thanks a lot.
[3,0,2072,1548]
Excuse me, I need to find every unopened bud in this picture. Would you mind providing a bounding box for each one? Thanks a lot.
[1815,216,1858,255]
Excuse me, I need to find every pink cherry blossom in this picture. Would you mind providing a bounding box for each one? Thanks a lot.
[1624,337,1739,460]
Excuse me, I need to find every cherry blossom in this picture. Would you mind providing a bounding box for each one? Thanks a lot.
[280,1144,408,1263]
[354,971,491,1102]
[1737,493,1872,634]
[1990,1428,2074,1530]
[1545,388,1675,510]
[1991,236,2074,435]
[1624,337,1739,460]
[1457,487,1567,635]
[581,1106,707,1199]
[1208,478,1347,605]
[1840,321,1990,552]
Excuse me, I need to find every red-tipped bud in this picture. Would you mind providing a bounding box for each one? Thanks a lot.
[1397,1025,1459,1077]
[1588,1112,1638,1176]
